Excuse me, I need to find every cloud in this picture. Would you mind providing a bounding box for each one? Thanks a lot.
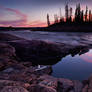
[28,20,54,27]
[28,20,47,27]
[0,6,47,27]
[0,6,27,27]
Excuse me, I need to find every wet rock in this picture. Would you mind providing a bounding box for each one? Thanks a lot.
[0,42,16,58]
[88,89,92,92]
[8,40,61,64]
[3,68,15,73]
[1,86,29,92]
[73,80,83,92]
[0,42,18,71]
[28,84,56,92]
[88,75,92,88]
[0,80,30,90]
[82,80,89,86]
[0,57,18,71]
[58,78,74,92]
[0,66,37,83]
[20,62,32,67]
[1,63,26,74]
[87,75,92,92]
[0,33,24,42]
[38,75,57,90]
[82,85,88,92]
[34,66,52,75]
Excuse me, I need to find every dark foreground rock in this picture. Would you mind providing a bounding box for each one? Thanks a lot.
[8,40,62,65]
[0,33,92,92]
[1,86,29,92]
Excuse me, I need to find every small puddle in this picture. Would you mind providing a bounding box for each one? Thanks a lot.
[52,49,92,80]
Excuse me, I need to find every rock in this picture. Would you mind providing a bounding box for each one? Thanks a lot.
[39,79,57,90]
[8,40,61,64]
[82,80,89,86]
[0,33,23,42]
[3,68,15,73]
[1,86,29,92]
[0,42,16,58]
[0,42,18,71]
[87,75,92,92]
[28,84,56,92]
[82,85,88,92]
[57,81,63,92]
[88,75,92,88]
[0,57,18,71]
[1,63,26,74]
[34,65,52,75]
[0,80,30,90]
[57,78,74,92]
[0,66,38,83]
[20,62,32,67]
[88,89,92,92]
[73,80,83,92]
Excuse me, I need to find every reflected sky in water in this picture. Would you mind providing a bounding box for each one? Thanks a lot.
[52,49,92,80]
[80,50,92,63]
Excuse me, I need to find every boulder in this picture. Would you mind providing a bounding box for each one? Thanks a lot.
[38,75,57,89]
[28,84,56,92]
[20,62,32,67]
[34,65,52,75]
[0,57,18,71]
[57,78,74,92]
[2,63,26,73]
[8,40,61,64]
[1,86,29,92]
[87,75,92,92]
[0,66,37,83]
[73,80,83,92]
[82,85,88,92]
[0,80,30,90]
[0,33,24,42]
[0,42,16,58]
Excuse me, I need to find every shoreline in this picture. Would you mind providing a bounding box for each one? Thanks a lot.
[1,22,92,32]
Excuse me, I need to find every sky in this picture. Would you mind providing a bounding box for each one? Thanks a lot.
[0,0,92,27]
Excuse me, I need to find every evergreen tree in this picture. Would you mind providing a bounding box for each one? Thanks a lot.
[89,10,91,22]
[47,14,50,26]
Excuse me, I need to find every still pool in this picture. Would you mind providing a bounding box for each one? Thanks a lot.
[52,49,92,80]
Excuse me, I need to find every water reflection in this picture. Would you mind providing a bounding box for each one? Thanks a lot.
[52,49,92,80]
[80,50,92,63]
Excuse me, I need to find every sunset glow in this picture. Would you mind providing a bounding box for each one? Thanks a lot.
[0,0,92,27]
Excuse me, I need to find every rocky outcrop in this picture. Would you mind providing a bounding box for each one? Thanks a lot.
[0,33,92,92]
[8,40,62,65]
[0,42,16,58]
[0,33,24,42]
[1,86,29,92]
[28,84,57,92]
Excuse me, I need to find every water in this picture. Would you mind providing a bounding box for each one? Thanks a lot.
[1,30,92,80]
[52,49,92,80]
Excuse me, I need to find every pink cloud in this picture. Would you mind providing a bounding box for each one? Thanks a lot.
[0,6,27,27]
[29,20,54,27]
[29,20,47,27]
[0,6,48,27]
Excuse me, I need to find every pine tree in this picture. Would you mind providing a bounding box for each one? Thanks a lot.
[47,14,50,26]
[65,4,69,22]
[89,10,91,22]
[85,6,88,22]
